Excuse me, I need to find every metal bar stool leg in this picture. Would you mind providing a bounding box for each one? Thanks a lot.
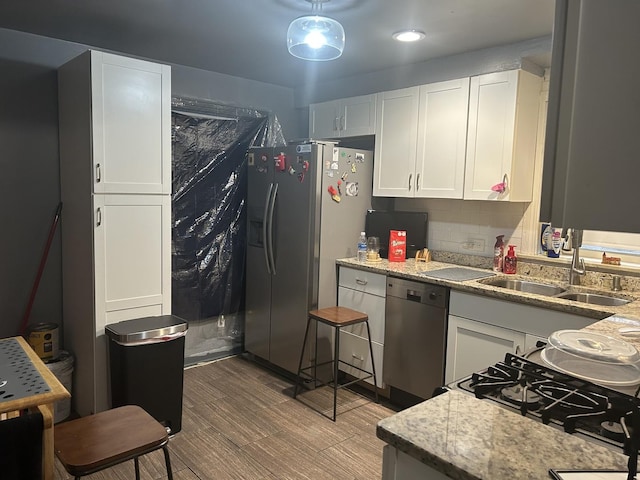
[365,320,379,404]
[333,325,340,421]
[162,445,174,480]
[294,316,313,399]
[134,456,141,480]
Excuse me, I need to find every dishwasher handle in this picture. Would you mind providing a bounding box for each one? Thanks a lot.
[406,290,422,302]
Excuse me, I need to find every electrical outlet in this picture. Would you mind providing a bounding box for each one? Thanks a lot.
[470,238,485,252]
[463,238,485,251]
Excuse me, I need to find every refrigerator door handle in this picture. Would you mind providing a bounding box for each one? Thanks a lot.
[267,182,278,275]
[263,183,274,275]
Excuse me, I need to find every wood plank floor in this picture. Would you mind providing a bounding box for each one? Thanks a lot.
[54,355,396,480]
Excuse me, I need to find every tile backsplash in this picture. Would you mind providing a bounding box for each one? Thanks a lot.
[395,197,532,256]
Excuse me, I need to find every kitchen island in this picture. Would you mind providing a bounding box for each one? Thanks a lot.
[377,389,630,480]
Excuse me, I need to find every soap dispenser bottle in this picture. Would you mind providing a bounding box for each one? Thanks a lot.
[493,235,505,272]
[504,245,518,274]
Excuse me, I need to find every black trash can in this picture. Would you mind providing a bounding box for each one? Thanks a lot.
[105,315,188,434]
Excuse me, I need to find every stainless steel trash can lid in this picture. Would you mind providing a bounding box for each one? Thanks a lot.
[105,315,188,344]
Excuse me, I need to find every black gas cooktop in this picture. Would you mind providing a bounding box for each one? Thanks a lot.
[438,352,640,452]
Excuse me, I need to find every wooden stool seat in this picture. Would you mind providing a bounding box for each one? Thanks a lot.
[309,306,369,327]
[294,306,378,421]
[54,405,173,479]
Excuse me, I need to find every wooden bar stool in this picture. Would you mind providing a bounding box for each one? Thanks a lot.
[54,405,173,479]
[293,306,378,421]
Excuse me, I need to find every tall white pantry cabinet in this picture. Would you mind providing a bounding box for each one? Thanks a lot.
[58,50,172,416]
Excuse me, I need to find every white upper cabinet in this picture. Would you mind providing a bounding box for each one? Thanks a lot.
[373,70,541,201]
[415,78,470,198]
[463,69,541,201]
[309,94,377,139]
[91,51,171,194]
[373,87,420,197]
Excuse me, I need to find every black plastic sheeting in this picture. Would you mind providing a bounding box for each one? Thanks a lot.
[171,102,284,358]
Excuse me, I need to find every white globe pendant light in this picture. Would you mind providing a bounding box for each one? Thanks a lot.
[287,0,345,61]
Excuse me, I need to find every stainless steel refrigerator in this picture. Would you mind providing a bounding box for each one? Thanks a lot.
[245,141,373,374]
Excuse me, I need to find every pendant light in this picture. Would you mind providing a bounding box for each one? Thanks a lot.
[287,0,345,61]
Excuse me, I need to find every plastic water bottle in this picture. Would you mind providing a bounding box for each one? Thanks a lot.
[357,231,367,262]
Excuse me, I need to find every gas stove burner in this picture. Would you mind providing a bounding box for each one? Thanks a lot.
[500,384,541,408]
[601,421,625,441]
[533,381,608,411]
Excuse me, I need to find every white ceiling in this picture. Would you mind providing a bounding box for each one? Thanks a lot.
[0,0,555,88]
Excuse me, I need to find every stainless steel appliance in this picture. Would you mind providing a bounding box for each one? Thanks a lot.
[383,277,448,401]
[245,141,373,374]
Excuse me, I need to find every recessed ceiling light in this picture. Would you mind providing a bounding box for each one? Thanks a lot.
[392,30,426,42]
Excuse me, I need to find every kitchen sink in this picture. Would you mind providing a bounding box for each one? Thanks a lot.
[555,292,631,306]
[484,278,566,296]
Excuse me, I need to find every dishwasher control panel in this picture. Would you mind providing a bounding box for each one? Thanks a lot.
[386,277,448,308]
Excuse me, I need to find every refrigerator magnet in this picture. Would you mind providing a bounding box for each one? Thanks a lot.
[327,185,341,203]
[288,165,296,175]
[297,172,305,183]
[356,152,365,163]
[331,162,339,170]
[275,152,286,171]
[346,182,359,196]
[351,163,357,173]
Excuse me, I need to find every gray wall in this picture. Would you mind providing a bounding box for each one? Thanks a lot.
[0,28,299,338]
[295,36,551,106]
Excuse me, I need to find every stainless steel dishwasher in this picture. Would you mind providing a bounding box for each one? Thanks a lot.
[383,277,449,402]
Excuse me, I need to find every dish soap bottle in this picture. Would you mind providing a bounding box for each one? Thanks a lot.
[493,235,505,272]
[504,245,518,274]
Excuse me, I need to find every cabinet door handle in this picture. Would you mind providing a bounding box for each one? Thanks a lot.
[96,207,102,227]
[334,117,340,131]
[515,344,522,356]
[95,163,101,183]
[340,115,345,131]
[416,173,421,191]
[408,174,413,191]
[355,278,368,285]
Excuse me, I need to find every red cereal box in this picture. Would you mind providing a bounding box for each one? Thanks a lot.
[388,230,407,262]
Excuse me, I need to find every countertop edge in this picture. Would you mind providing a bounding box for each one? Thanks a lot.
[336,258,640,321]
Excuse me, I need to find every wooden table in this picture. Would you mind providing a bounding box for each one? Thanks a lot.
[0,336,70,480]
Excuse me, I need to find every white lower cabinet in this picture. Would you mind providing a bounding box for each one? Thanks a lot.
[445,290,594,383]
[382,446,450,480]
[446,315,525,384]
[337,266,386,386]
[338,331,384,388]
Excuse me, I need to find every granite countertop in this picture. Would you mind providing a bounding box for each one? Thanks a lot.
[377,390,630,480]
[357,257,640,479]
[337,257,640,321]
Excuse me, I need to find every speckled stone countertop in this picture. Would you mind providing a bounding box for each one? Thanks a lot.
[377,390,630,480]
[336,257,640,320]
[356,256,640,479]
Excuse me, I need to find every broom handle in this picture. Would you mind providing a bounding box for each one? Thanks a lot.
[19,202,63,336]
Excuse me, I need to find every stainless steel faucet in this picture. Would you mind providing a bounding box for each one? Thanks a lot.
[568,229,586,285]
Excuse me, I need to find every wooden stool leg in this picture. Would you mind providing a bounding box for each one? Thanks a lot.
[333,325,340,422]
[365,320,379,404]
[293,317,313,399]
[162,445,174,480]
